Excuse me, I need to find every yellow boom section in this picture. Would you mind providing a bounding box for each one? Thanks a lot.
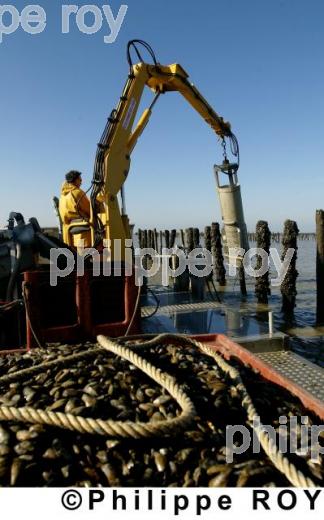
[89,61,233,255]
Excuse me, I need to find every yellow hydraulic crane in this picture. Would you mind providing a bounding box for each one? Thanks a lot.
[62,40,242,257]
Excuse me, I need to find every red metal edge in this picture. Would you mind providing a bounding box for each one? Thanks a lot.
[192,333,324,422]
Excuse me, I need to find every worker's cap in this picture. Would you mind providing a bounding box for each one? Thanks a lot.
[65,170,82,183]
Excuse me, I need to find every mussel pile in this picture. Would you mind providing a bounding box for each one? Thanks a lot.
[0,342,322,487]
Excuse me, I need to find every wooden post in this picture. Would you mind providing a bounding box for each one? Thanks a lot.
[138,229,143,249]
[148,229,153,249]
[211,222,226,287]
[141,230,148,295]
[316,210,324,324]
[158,230,163,255]
[153,228,158,252]
[193,228,200,248]
[165,230,170,249]
[239,264,247,297]
[204,226,212,282]
[281,220,299,314]
[180,229,185,249]
[185,228,194,251]
[143,230,148,249]
[255,221,271,304]
[204,226,211,252]
[170,229,176,249]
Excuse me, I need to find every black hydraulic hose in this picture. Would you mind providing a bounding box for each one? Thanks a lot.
[127,40,158,70]
[6,243,22,302]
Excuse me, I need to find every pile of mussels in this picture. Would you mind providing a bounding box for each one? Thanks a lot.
[0,341,322,487]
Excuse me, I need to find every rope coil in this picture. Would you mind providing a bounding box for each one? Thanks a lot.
[0,337,196,439]
[102,333,318,487]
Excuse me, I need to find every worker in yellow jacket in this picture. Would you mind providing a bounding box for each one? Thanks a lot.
[59,170,91,246]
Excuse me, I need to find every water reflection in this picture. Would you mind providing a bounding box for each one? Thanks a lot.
[143,239,324,362]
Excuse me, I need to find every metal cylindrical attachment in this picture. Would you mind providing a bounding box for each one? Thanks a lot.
[215,171,249,258]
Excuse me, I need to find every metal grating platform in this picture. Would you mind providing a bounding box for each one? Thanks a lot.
[257,351,324,402]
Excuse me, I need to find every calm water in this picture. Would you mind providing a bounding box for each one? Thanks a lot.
[143,236,324,363]
[220,239,324,364]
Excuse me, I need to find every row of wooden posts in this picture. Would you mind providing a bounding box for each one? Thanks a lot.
[137,228,316,250]
[137,221,298,310]
[138,212,324,324]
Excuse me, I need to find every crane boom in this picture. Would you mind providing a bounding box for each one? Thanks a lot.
[84,41,239,255]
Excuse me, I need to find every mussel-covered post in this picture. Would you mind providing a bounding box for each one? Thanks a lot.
[185,228,194,252]
[281,220,299,313]
[193,228,200,248]
[190,227,205,300]
[147,230,153,249]
[170,229,185,292]
[154,229,159,253]
[138,229,143,250]
[211,223,226,286]
[204,226,212,281]
[164,230,170,249]
[204,226,211,252]
[180,229,185,249]
[316,210,324,324]
[139,229,148,294]
[143,229,148,250]
[238,265,247,297]
[159,231,163,255]
[255,221,271,304]
[170,229,177,249]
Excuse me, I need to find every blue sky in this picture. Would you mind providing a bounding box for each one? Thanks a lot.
[1,0,324,231]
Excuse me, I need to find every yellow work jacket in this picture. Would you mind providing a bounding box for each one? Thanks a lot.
[59,182,90,224]
[59,182,91,246]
